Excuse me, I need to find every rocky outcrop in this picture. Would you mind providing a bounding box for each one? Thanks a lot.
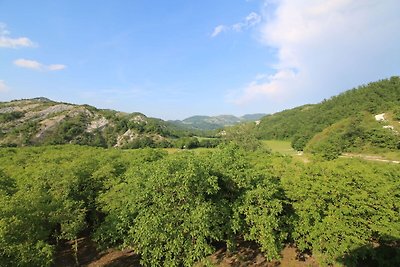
[87,117,109,132]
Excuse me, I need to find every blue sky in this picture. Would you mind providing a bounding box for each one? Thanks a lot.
[1,0,399,120]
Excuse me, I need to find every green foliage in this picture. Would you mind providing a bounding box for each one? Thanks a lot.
[305,113,399,159]
[170,114,261,131]
[282,160,400,265]
[96,152,224,266]
[0,99,210,148]
[0,111,24,123]
[291,133,312,151]
[231,178,286,260]
[78,130,107,147]
[0,169,16,195]
[0,145,142,266]
[21,121,39,145]
[394,107,400,120]
[172,137,220,149]
[0,144,399,266]
[174,137,200,149]
[224,123,263,151]
[257,77,400,148]
[121,136,155,149]
[95,144,286,266]
[47,114,88,144]
[198,138,221,148]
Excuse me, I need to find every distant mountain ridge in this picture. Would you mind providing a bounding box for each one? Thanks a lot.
[170,113,266,130]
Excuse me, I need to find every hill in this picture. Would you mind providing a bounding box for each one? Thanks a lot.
[0,98,199,148]
[304,112,399,159]
[256,76,400,151]
[170,113,266,130]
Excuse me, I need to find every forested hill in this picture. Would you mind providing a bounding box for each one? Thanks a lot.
[0,98,202,148]
[170,113,266,130]
[256,76,400,149]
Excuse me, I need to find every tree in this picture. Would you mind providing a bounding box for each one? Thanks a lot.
[95,152,229,266]
[224,123,262,151]
[282,160,400,265]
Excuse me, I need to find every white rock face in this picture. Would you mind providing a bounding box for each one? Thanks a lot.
[375,113,385,121]
[38,104,74,117]
[383,125,394,130]
[114,129,138,147]
[87,117,108,132]
[131,115,147,124]
[36,115,66,138]
[0,103,40,113]
[0,107,16,113]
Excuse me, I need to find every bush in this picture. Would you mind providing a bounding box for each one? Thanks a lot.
[96,152,229,266]
[0,111,24,123]
[282,161,400,265]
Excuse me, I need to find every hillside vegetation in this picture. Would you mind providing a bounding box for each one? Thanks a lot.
[0,98,215,149]
[305,112,399,159]
[256,77,400,153]
[170,113,265,130]
[3,77,398,158]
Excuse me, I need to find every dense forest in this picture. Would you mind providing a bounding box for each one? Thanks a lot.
[256,77,400,152]
[0,143,399,266]
[304,112,399,159]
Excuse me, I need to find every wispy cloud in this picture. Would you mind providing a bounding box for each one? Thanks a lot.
[14,59,42,70]
[0,23,36,48]
[14,59,66,71]
[232,12,262,32]
[211,12,261,37]
[232,0,400,105]
[0,80,9,92]
[211,25,228,38]
[48,64,67,71]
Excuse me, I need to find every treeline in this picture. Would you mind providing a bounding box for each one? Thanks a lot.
[1,145,399,266]
[256,76,400,150]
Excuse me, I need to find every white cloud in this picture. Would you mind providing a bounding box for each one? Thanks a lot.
[229,69,296,105]
[232,12,262,32]
[233,0,400,106]
[14,59,66,71]
[0,80,9,92]
[211,25,228,37]
[0,23,36,48]
[48,64,67,71]
[211,12,261,37]
[14,59,42,70]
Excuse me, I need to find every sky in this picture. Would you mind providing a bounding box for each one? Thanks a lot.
[1,0,399,120]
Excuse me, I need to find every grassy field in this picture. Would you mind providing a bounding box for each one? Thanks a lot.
[166,140,299,156]
[262,140,299,156]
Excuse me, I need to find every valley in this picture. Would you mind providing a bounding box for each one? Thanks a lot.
[0,77,399,266]
[2,1,400,266]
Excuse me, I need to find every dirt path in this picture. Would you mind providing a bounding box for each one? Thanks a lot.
[207,243,318,267]
[53,237,140,267]
[341,153,400,164]
[54,238,318,267]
